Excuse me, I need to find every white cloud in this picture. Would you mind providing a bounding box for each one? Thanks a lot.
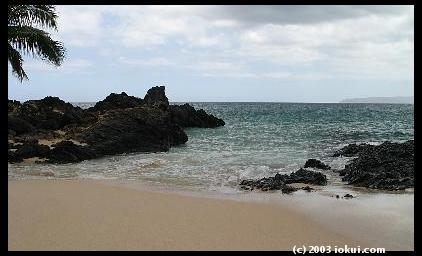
[25,58,93,73]
[197,70,329,81]
[188,61,244,72]
[56,6,105,47]
[119,56,174,66]
[52,5,413,80]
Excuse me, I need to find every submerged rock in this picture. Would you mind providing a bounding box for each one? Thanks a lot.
[336,140,414,190]
[304,159,331,170]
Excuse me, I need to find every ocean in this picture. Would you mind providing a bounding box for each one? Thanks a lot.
[8,102,414,194]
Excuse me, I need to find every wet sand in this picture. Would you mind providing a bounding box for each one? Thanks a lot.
[9,180,363,251]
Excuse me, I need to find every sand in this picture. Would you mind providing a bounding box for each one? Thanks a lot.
[8,180,362,251]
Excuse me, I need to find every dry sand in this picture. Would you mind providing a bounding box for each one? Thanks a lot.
[8,180,361,251]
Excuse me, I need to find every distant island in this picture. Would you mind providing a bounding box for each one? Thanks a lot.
[340,96,414,104]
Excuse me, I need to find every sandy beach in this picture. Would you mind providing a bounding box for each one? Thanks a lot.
[8,3,414,252]
[8,180,364,251]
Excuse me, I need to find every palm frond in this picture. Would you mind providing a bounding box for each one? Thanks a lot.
[8,43,28,82]
[8,5,65,82]
[9,25,65,66]
[8,5,58,30]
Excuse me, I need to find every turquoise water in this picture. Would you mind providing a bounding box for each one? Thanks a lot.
[8,103,414,193]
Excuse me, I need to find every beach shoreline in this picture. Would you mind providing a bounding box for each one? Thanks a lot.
[8,179,413,251]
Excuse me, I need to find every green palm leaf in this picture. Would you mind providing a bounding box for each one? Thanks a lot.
[8,43,28,82]
[9,26,65,66]
[8,5,58,30]
[8,5,65,82]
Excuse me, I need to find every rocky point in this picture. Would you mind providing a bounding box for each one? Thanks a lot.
[8,86,225,164]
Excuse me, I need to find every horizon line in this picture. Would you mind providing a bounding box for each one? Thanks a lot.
[68,101,414,105]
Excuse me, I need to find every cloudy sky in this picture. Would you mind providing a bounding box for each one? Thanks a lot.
[8,5,414,102]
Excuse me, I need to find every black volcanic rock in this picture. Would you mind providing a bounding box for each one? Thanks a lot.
[8,141,50,163]
[89,92,143,113]
[8,151,24,163]
[8,96,95,133]
[48,140,97,164]
[14,136,39,144]
[8,116,35,135]
[287,168,328,185]
[74,107,188,156]
[8,86,224,164]
[169,104,225,128]
[337,140,414,190]
[8,100,22,113]
[333,143,373,157]
[239,168,327,193]
[143,86,169,111]
[281,185,298,194]
[344,194,354,199]
[302,186,313,192]
[16,142,50,158]
[304,159,331,170]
